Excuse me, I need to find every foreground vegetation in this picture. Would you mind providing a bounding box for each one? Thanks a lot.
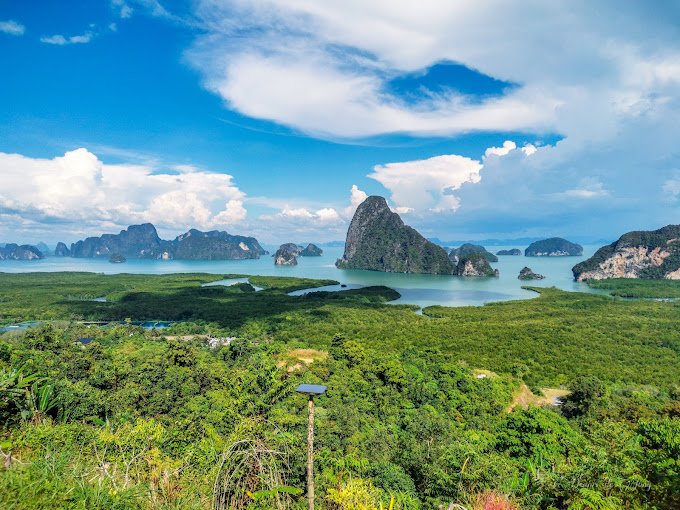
[586,278,680,298]
[1,273,679,509]
[1,273,679,388]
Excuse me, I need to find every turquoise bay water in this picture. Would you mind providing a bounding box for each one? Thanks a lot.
[0,245,603,308]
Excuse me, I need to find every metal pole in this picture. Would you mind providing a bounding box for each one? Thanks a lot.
[307,396,315,510]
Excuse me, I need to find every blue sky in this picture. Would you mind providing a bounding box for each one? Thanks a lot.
[1,1,679,245]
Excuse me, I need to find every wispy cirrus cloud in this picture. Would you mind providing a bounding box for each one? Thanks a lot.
[178,1,680,241]
[0,20,25,36]
[111,0,134,19]
[176,1,680,240]
[40,32,94,45]
[185,1,680,142]
[663,173,680,200]
[110,0,195,25]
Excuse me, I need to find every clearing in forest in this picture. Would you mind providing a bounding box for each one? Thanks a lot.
[277,348,329,372]
[508,384,570,411]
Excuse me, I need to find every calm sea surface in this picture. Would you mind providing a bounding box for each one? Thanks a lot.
[0,245,605,308]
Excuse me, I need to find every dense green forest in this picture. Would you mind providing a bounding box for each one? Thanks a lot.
[1,273,678,509]
[586,278,680,298]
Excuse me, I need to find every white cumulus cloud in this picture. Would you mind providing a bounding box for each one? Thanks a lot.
[369,153,484,212]
[344,184,368,218]
[485,141,517,158]
[201,49,555,138]
[254,185,369,242]
[0,148,248,241]
[264,205,344,224]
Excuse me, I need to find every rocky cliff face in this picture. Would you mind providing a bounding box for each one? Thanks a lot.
[300,243,323,256]
[336,196,454,274]
[277,243,302,255]
[70,223,163,258]
[525,238,583,257]
[170,229,266,260]
[454,253,499,277]
[54,242,71,257]
[274,244,298,265]
[572,224,680,281]
[65,224,266,260]
[0,243,43,260]
[449,243,498,263]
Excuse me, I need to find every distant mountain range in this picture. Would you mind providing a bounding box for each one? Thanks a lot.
[52,223,268,261]
[315,240,346,248]
[429,237,612,247]
[3,236,617,256]
[16,216,674,282]
[0,243,43,261]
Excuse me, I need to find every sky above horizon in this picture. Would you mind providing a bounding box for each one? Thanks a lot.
[1,0,679,246]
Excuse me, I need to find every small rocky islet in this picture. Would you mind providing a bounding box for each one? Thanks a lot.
[273,243,323,265]
[518,267,545,280]
[449,243,498,263]
[525,237,583,257]
[454,252,499,277]
[273,243,301,266]
[300,243,322,256]
[448,244,498,277]
[496,248,521,256]
[108,253,127,264]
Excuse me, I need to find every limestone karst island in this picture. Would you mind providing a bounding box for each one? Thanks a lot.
[1,3,679,510]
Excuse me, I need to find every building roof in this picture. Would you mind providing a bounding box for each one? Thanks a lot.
[295,383,327,396]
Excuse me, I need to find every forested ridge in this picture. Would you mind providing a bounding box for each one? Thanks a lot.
[0,273,678,509]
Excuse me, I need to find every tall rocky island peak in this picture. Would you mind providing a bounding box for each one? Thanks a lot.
[54,242,71,257]
[69,223,162,258]
[573,224,680,280]
[336,196,454,274]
